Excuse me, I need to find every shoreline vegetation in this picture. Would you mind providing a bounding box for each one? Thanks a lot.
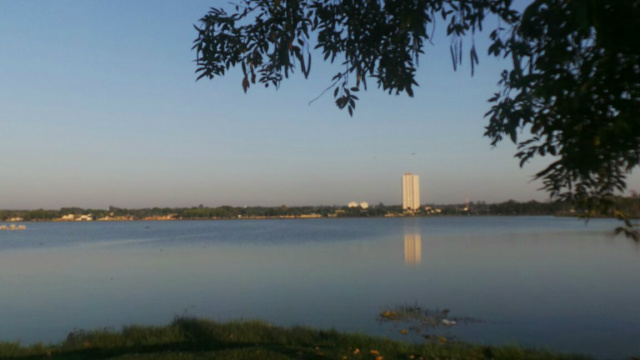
[0,318,593,360]
[2,196,640,223]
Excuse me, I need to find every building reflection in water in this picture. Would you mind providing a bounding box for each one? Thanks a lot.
[404,232,422,264]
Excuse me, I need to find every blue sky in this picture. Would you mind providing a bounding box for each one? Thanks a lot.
[1,1,637,209]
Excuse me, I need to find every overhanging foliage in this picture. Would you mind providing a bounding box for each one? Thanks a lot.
[192,0,640,239]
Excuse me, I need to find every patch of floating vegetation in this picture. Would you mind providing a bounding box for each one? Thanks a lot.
[379,305,484,343]
[0,224,26,231]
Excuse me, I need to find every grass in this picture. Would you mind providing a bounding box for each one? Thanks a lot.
[0,318,593,360]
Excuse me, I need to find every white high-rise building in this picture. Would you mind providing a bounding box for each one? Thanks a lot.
[402,172,420,210]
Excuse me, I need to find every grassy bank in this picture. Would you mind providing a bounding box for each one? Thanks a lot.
[0,318,591,360]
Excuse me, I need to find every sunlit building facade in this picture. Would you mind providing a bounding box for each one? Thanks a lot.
[402,172,420,210]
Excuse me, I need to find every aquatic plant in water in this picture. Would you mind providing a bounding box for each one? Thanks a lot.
[379,305,484,343]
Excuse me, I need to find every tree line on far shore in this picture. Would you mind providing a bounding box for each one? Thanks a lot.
[2,196,640,222]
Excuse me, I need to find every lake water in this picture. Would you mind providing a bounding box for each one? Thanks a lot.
[0,217,638,359]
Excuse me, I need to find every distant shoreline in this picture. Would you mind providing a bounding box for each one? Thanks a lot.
[3,196,638,223]
[1,213,622,224]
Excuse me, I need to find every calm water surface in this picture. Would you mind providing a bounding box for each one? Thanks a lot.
[0,217,638,359]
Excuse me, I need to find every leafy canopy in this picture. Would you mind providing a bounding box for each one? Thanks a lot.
[485,0,640,237]
[193,0,640,238]
[193,0,517,114]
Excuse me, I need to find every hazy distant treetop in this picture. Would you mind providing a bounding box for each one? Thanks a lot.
[192,0,640,238]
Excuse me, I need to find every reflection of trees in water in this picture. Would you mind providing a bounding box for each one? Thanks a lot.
[404,233,421,264]
[379,305,484,343]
